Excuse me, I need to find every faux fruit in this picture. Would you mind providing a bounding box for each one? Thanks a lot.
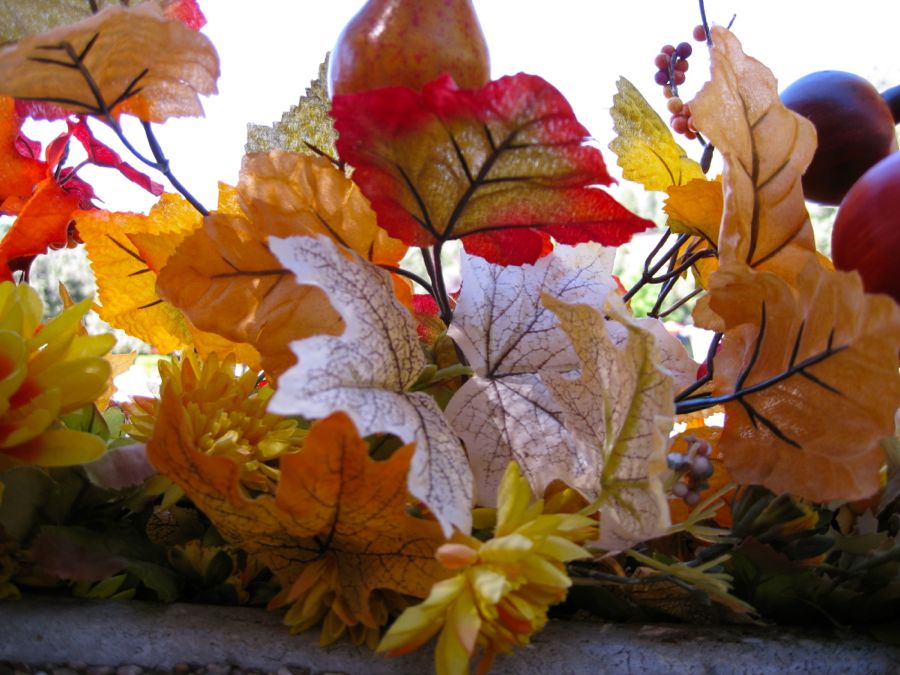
[831,151,900,304]
[781,71,897,205]
[328,0,490,96]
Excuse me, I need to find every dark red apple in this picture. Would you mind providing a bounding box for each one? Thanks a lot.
[781,71,897,205]
[831,151,900,304]
[328,0,490,96]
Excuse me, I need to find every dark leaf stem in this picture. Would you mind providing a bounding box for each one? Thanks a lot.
[27,36,207,215]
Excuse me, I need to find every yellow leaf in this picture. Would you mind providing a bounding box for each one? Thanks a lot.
[609,77,705,191]
[664,177,723,243]
[689,27,816,279]
[76,195,200,353]
[703,257,900,502]
[96,352,136,411]
[0,4,218,122]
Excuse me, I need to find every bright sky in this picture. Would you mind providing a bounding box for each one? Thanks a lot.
[64,0,900,215]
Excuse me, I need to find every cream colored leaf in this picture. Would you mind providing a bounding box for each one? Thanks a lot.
[542,293,674,549]
[0,4,218,122]
[609,77,705,191]
[689,27,816,276]
[445,244,616,505]
[268,235,472,536]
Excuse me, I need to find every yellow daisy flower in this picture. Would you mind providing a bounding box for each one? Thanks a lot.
[133,352,306,506]
[0,281,113,471]
[378,462,597,675]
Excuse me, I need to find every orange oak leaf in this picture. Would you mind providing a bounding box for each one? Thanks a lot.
[332,73,654,265]
[147,390,447,633]
[0,96,46,210]
[688,27,816,280]
[0,178,83,280]
[696,257,900,502]
[157,152,408,381]
[0,4,218,123]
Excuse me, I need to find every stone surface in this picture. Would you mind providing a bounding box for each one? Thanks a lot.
[1,596,899,674]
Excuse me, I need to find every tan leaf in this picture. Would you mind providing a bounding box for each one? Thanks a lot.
[0,4,218,122]
[703,257,900,502]
[689,27,816,279]
[609,77,705,191]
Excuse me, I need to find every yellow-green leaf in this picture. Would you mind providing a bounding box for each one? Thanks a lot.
[609,77,705,191]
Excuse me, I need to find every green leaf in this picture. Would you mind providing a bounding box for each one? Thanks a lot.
[60,404,111,440]
[0,467,54,540]
[124,559,180,602]
[245,57,337,160]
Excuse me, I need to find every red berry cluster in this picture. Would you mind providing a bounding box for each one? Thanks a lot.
[654,25,708,140]
[668,435,715,507]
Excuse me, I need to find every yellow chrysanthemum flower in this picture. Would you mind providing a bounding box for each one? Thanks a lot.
[378,462,597,675]
[133,352,306,506]
[0,281,113,471]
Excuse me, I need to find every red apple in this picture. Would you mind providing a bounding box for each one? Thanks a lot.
[781,71,897,205]
[328,0,490,96]
[831,151,900,304]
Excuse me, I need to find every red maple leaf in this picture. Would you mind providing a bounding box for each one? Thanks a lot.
[333,74,654,265]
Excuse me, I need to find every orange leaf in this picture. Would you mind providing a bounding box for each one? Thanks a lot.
[156,212,342,380]
[0,4,218,123]
[238,151,407,265]
[147,381,447,629]
[0,178,82,279]
[0,96,46,209]
[702,257,900,502]
[158,153,407,381]
[689,27,816,281]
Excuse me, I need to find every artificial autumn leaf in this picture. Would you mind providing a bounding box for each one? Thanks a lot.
[664,177,723,245]
[542,293,674,549]
[609,77,705,191]
[66,117,164,195]
[237,151,406,265]
[157,152,405,380]
[333,73,654,265]
[76,194,200,353]
[246,57,338,161]
[445,244,616,504]
[147,403,447,631]
[0,178,83,280]
[699,257,900,502]
[0,0,206,45]
[0,4,218,123]
[688,27,816,278]
[269,235,472,536]
[0,96,46,209]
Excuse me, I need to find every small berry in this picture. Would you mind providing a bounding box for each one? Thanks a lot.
[687,116,697,133]
[654,70,670,86]
[693,25,707,41]
[674,59,689,73]
[672,481,690,498]
[673,70,686,86]
[661,44,676,56]
[654,53,670,71]
[681,103,691,117]
[676,42,693,59]
[671,115,689,134]
[693,456,714,480]
[684,491,701,506]
[662,84,674,99]
[667,96,684,114]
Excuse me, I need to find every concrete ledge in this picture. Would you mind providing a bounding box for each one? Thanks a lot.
[1,596,899,674]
